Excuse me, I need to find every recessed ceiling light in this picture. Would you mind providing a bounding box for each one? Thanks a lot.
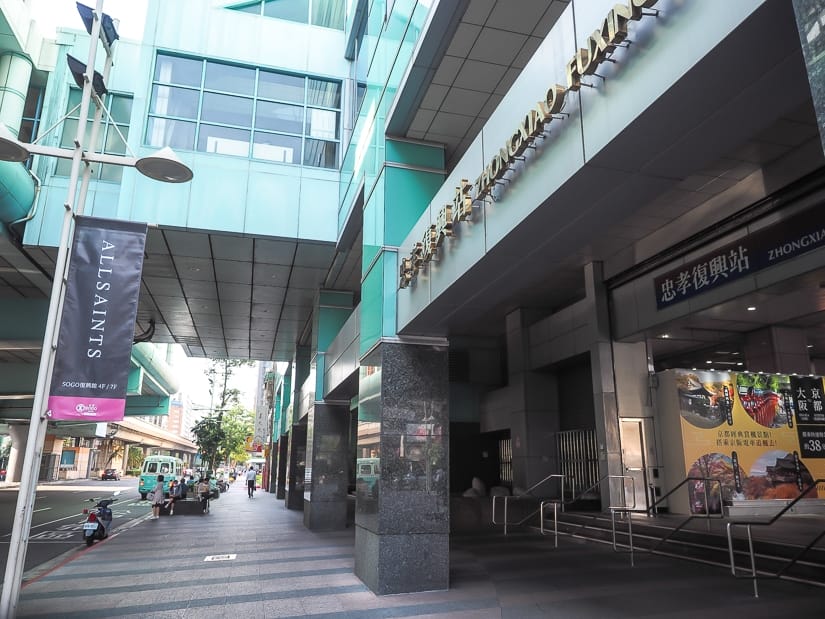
[807,344,814,348]
[706,360,713,364]
[736,362,743,366]
[660,334,670,339]
[747,306,756,311]
[691,367,697,370]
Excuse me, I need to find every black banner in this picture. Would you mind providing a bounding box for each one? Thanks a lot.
[789,375,825,459]
[48,216,147,421]
[655,206,825,308]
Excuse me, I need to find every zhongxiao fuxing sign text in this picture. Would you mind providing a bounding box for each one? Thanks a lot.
[655,207,825,309]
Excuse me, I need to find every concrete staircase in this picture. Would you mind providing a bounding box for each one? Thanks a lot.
[534,510,825,588]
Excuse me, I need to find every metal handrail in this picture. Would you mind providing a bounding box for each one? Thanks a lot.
[597,475,723,567]
[726,478,825,598]
[492,473,574,535]
[538,477,582,547]
[538,473,636,558]
[641,476,724,558]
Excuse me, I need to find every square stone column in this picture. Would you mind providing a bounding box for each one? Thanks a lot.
[276,435,288,499]
[304,402,350,530]
[284,423,307,511]
[354,341,449,594]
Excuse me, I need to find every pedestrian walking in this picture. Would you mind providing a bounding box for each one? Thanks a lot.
[150,474,165,519]
[245,466,256,498]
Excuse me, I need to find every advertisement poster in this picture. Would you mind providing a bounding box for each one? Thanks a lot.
[673,369,825,514]
[48,216,147,421]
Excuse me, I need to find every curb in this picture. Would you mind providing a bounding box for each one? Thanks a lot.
[21,511,153,587]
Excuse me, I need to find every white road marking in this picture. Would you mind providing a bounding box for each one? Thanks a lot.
[33,507,52,513]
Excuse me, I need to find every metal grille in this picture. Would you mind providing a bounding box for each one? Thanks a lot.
[499,438,512,484]
[557,429,599,496]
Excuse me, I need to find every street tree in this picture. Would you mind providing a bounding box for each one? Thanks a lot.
[191,359,254,472]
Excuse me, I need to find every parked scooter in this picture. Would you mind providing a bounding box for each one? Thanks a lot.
[216,477,229,493]
[82,491,120,546]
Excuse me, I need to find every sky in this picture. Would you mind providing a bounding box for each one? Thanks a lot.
[30,0,148,40]
[179,357,261,413]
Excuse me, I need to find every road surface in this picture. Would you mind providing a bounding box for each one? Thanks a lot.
[0,478,150,582]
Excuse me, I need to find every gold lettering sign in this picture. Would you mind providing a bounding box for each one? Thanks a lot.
[399,0,661,288]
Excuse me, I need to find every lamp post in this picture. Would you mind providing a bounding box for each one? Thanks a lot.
[0,2,192,616]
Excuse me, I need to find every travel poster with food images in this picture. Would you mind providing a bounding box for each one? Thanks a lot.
[674,369,825,514]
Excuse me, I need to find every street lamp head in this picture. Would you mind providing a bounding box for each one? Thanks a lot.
[135,147,193,183]
[0,124,31,163]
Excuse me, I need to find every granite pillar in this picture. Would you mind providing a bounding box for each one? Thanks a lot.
[276,434,288,499]
[586,262,625,509]
[354,341,449,594]
[304,402,350,530]
[504,309,560,492]
[284,423,306,511]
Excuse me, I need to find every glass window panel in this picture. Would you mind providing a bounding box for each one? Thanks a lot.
[98,164,123,183]
[150,85,199,119]
[307,78,341,108]
[252,132,301,163]
[197,124,251,156]
[306,108,338,140]
[262,0,308,23]
[235,2,262,14]
[154,54,202,87]
[104,124,129,154]
[66,88,82,118]
[303,138,337,168]
[23,86,42,117]
[311,0,345,30]
[205,62,256,95]
[55,158,72,177]
[145,117,196,150]
[258,71,304,102]
[18,120,34,143]
[255,101,303,134]
[108,96,132,123]
[201,92,253,126]
[60,119,77,148]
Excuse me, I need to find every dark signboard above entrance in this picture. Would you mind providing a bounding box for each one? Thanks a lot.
[654,207,825,309]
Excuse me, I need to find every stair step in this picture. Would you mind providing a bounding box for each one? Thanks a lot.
[527,511,825,588]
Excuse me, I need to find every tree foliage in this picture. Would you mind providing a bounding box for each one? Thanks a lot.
[191,405,253,471]
[126,445,144,470]
[191,359,255,471]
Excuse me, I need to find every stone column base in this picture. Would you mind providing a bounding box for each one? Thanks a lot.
[354,526,449,594]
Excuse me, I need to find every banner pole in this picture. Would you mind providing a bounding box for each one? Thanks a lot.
[0,2,105,616]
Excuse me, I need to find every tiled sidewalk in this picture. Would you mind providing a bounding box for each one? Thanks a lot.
[16,485,824,618]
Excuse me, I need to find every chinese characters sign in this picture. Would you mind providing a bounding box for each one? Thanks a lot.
[655,208,825,308]
[667,370,825,514]
[790,376,825,458]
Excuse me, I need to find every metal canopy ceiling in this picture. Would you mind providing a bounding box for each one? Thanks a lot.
[393,0,569,170]
[16,229,360,362]
[137,230,336,360]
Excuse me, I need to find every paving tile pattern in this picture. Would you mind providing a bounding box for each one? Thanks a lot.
[16,485,824,618]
